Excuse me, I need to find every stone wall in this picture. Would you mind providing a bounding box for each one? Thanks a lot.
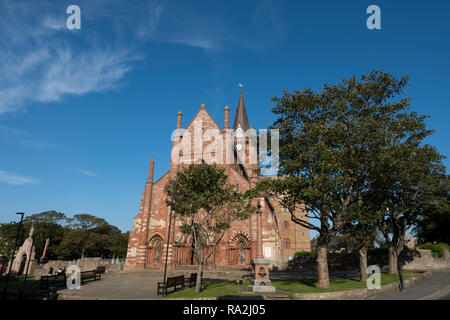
[402,249,450,270]
[33,257,125,276]
[286,248,450,272]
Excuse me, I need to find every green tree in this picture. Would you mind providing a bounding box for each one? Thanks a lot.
[375,145,446,282]
[413,174,449,244]
[0,222,27,259]
[257,70,436,288]
[23,211,67,260]
[165,164,253,293]
[341,220,377,282]
[57,214,108,259]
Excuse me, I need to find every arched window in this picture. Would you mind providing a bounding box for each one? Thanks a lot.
[154,239,162,264]
[284,239,289,249]
[284,221,289,230]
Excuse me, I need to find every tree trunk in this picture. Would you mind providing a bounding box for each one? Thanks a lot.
[195,259,203,294]
[397,254,404,291]
[388,246,398,274]
[316,244,330,288]
[359,246,368,283]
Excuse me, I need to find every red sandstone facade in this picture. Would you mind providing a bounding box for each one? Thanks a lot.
[125,93,310,270]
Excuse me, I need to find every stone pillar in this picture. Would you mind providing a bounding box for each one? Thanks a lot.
[257,206,263,258]
[224,105,229,129]
[40,238,50,263]
[248,200,276,293]
[138,157,155,268]
[176,110,182,130]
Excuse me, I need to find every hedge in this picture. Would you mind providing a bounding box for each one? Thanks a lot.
[417,243,449,258]
[294,251,316,257]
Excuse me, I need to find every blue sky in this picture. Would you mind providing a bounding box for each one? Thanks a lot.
[0,0,449,236]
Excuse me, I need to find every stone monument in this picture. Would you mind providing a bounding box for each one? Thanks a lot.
[6,224,37,276]
[40,238,50,264]
[248,202,276,293]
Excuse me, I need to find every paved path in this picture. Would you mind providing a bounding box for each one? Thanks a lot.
[58,271,163,300]
[58,269,251,300]
[371,269,450,300]
[57,269,450,300]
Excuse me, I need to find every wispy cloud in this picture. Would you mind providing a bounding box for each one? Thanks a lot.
[0,124,57,150]
[18,139,58,150]
[0,124,28,136]
[0,170,38,185]
[0,1,150,116]
[154,0,284,52]
[0,0,284,116]
[77,170,96,177]
[136,1,164,40]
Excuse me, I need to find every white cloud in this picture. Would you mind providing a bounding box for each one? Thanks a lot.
[0,1,147,116]
[0,170,39,185]
[136,1,164,40]
[154,0,284,53]
[0,0,284,116]
[42,15,66,31]
[77,170,96,177]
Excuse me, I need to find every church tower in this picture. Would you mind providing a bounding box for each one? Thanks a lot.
[232,91,259,186]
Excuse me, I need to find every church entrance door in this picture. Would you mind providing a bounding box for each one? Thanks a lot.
[238,242,245,265]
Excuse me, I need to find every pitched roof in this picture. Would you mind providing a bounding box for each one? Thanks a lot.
[232,91,250,132]
[184,101,222,132]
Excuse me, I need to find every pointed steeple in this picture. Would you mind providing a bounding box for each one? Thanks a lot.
[232,91,250,132]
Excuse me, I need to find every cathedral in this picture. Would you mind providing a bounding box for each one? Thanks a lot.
[125,92,310,270]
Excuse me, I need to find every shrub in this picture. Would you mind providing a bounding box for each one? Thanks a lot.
[417,243,449,258]
[294,251,316,257]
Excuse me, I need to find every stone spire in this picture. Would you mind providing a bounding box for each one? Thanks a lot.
[232,91,250,132]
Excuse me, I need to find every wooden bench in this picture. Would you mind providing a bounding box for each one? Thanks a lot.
[40,273,66,290]
[96,266,106,274]
[184,273,197,288]
[157,275,185,295]
[80,269,101,283]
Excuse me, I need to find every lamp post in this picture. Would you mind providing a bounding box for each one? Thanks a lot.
[248,201,275,293]
[22,229,35,292]
[162,197,174,296]
[1,212,25,301]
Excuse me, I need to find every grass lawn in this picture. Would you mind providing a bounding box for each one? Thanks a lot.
[272,272,419,295]
[163,272,420,299]
[0,275,42,293]
[163,280,259,299]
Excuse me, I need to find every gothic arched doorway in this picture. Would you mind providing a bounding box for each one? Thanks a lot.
[230,232,251,266]
[148,235,163,266]
[238,242,245,265]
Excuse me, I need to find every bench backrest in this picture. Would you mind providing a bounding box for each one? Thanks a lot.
[167,275,184,286]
